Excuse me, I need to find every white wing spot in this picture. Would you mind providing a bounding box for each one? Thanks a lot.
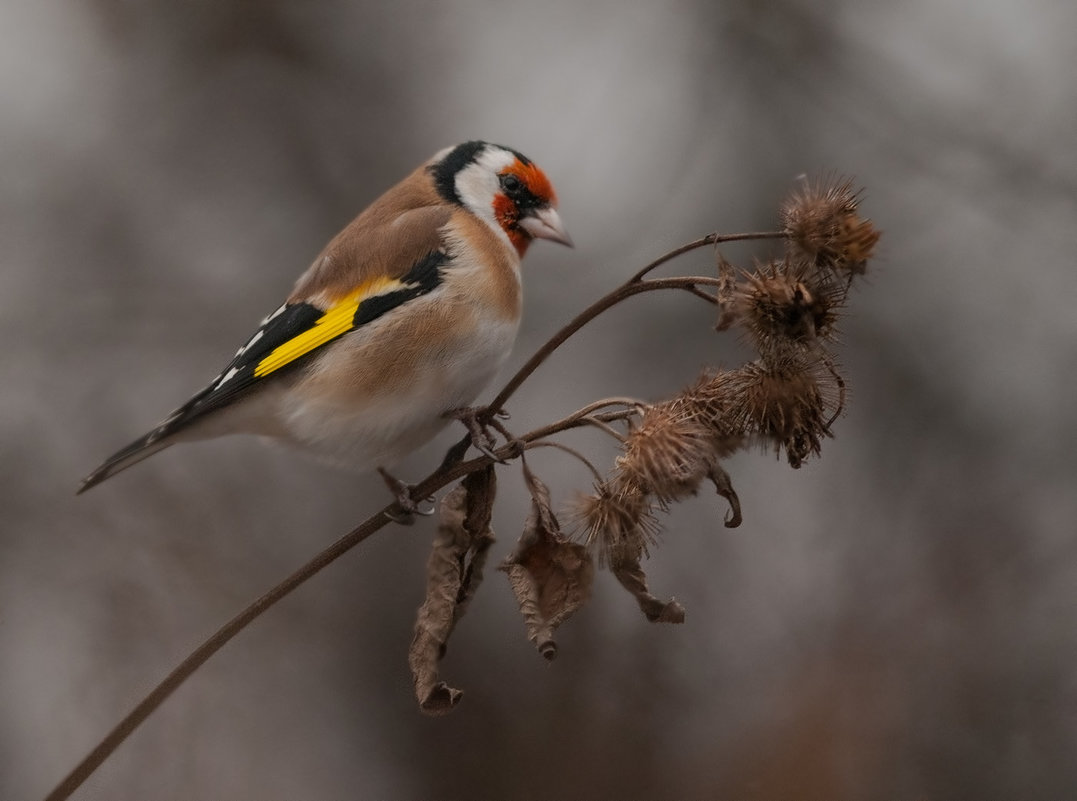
[213,366,241,391]
[260,303,287,326]
[235,328,264,357]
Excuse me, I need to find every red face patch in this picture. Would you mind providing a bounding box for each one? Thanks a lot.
[492,193,529,255]
[514,160,556,205]
[493,158,557,256]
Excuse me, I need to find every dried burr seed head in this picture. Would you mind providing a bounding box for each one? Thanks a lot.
[615,402,715,504]
[677,370,753,450]
[725,357,841,468]
[735,260,841,348]
[572,480,661,567]
[781,175,880,274]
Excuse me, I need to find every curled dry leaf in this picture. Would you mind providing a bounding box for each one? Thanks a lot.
[709,462,742,528]
[610,552,685,624]
[501,466,594,660]
[408,467,496,715]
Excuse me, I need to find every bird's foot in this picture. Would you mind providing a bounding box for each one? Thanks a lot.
[446,406,516,463]
[378,467,435,525]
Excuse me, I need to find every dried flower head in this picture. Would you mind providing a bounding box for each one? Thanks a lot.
[734,259,842,348]
[615,402,714,504]
[781,175,880,274]
[678,370,752,449]
[571,480,661,566]
[724,357,842,468]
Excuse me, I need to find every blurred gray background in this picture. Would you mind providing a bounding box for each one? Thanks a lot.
[4,0,1076,799]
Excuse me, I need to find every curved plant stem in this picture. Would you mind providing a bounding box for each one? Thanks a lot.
[680,284,720,305]
[565,397,645,419]
[574,416,629,443]
[487,274,725,414]
[627,231,785,283]
[523,440,605,484]
[521,408,638,446]
[822,353,847,432]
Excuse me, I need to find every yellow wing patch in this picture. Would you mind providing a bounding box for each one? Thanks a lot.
[253,276,406,378]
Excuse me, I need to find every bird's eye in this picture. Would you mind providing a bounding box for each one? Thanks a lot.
[500,174,522,194]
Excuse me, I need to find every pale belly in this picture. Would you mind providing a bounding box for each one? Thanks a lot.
[273,311,518,470]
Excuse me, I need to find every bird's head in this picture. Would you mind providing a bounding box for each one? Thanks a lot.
[430,141,572,256]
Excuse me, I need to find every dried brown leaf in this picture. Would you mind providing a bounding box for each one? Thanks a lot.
[408,468,497,716]
[610,552,685,624]
[455,466,497,616]
[521,460,559,536]
[502,468,594,659]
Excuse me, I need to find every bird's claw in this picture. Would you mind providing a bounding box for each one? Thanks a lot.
[379,467,435,525]
[472,437,504,464]
[447,406,512,463]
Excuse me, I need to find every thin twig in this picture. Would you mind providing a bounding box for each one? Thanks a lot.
[680,284,720,305]
[565,397,645,419]
[575,416,629,443]
[487,274,726,413]
[523,441,605,484]
[627,231,786,284]
[822,353,847,432]
[521,408,639,445]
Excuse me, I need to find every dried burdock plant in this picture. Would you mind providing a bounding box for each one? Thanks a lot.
[48,175,879,800]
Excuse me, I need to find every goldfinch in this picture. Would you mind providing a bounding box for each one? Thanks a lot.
[79,141,571,500]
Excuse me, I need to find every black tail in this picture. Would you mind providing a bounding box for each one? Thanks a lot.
[77,428,176,494]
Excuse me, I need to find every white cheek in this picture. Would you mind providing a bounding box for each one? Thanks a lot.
[455,169,499,226]
[453,147,517,226]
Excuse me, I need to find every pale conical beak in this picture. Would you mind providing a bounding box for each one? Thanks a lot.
[519,206,574,247]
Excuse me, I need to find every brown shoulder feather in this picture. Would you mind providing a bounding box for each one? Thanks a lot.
[289,165,451,306]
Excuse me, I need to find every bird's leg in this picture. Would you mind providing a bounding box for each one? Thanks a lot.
[378,467,435,525]
[446,406,518,463]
